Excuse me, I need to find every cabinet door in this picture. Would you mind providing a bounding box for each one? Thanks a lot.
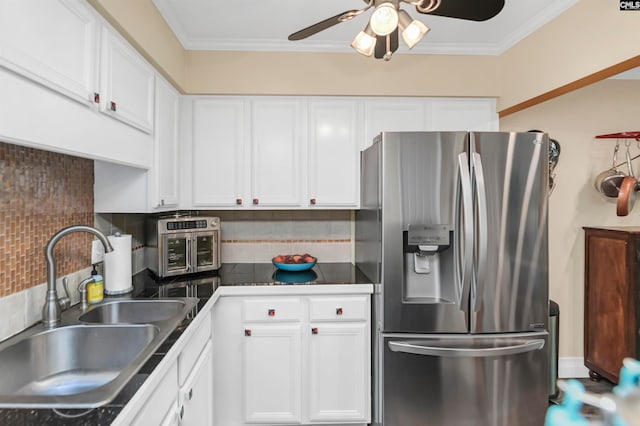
[179,341,213,426]
[307,322,370,423]
[0,0,97,106]
[132,361,179,426]
[307,100,360,208]
[153,76,179,209]
[429,98,498,131]
[100,27,155,133]
[243,324,302,423]
[251,99,304,207]
[192,98,248,207]
[363,99,427,148]
[584,229,638,383]
[160,400,180,426]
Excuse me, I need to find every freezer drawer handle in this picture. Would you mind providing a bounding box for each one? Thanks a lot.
[388,339,545,358]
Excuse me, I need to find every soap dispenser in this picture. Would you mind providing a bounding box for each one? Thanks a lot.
[88,264,104,304]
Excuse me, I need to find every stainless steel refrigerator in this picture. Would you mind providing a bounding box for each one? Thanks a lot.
[356,131,549,426]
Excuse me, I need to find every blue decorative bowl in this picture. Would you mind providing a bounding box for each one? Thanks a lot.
[272,259,317,271]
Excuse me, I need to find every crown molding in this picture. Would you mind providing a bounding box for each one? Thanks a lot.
[154,0,579,56]
[493,0,579,55]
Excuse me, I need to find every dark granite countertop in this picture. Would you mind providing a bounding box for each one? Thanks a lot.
[0,263,370,425]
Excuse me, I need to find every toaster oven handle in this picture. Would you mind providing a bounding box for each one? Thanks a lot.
[186,238,192,272]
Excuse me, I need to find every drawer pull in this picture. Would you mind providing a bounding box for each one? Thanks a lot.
[268,309,275,317]
[310,198,317,205]
[245,329,252,337]
[188,388,193,400]
[336,307,343,315]
[93,92,100,103]
[253,198,259,205]
[236,198,243,205]
[180,405,184,419]
[312,327,318,335]
[109,101,117,112]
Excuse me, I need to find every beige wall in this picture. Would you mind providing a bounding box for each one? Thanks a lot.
[500,78,640,358]
[185,51,502,96]
[498,0,640,113]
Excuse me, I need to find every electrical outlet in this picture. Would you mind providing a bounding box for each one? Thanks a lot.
[91,239,105,264]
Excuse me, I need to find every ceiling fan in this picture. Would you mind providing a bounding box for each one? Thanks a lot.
[288,0,505,60]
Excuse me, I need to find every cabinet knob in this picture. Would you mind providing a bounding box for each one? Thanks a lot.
[109,101,117,112]
[93,92,100,104]
[310,198,317,205]
[180,405,184,419]
[312,327,318,335]
[236,198,243,205]
[268,309,275,317]
[188,388,193,400]
[336,307,343,315]
[253,198,259,205]
[245,329,251,337]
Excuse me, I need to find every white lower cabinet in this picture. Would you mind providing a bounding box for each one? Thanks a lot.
[307,322,369,422]
[214,293,371,425]
[179,341,213,425]
[123,311,213,426]
[131,361,179,426]
[243,324,302,423]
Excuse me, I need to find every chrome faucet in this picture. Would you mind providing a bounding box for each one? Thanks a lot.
[77,276,96,312]
[43,225,114,329]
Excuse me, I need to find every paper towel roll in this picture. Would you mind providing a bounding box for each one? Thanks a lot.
[104,233,133,295]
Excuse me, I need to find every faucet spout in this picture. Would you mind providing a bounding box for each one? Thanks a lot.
[43,225,114,329]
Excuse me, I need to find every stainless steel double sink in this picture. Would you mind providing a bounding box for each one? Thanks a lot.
[0,298,198,408]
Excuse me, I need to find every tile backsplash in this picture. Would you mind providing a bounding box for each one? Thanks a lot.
[203,210,353,263]
[0,142,94,298]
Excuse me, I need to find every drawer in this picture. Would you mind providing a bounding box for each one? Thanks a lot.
[178,317,212,386]
[309,296,369,321]
[243,298,302,322]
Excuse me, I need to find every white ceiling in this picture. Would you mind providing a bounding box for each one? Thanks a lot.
[152,0,579,56]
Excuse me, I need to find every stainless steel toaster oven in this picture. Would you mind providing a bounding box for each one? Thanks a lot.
[146,216,221,278]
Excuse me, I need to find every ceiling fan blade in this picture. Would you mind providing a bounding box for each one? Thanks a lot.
[288,11,356,41]
[416,0,505,22]
[374,29,399,60]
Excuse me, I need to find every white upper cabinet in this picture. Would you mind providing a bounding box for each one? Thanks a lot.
[99,27,155,133]
[363,99,427,147]
[430,98,498,131]
[250,99,305,208]
[192,98,248,207]
[307,100,360,208]
[0,0,98,106]
[153,76,180,209]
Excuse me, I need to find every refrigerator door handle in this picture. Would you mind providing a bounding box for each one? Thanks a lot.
[457,152,473,313]
[471,152,488,312]
[388,339,545,358]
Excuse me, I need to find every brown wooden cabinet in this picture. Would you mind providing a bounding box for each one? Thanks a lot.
[583,227,640,383]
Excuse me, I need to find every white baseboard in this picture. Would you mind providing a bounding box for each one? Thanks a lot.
[559,357,589,378]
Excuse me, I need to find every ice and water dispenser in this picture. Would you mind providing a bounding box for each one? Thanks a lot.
[402,224,454,303]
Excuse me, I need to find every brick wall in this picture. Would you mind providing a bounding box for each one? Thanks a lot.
[0,142,94,297]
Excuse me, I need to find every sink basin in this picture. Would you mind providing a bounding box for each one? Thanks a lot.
[79,299,192,324]
[0,297,198,408]
[0,325,156,407]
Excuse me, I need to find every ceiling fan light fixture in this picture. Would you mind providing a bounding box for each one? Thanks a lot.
[351,24,377,56]
[369,2,399,36]
[398,10,429,48]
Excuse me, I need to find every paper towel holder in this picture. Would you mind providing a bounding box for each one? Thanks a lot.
[104,233,134,295]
